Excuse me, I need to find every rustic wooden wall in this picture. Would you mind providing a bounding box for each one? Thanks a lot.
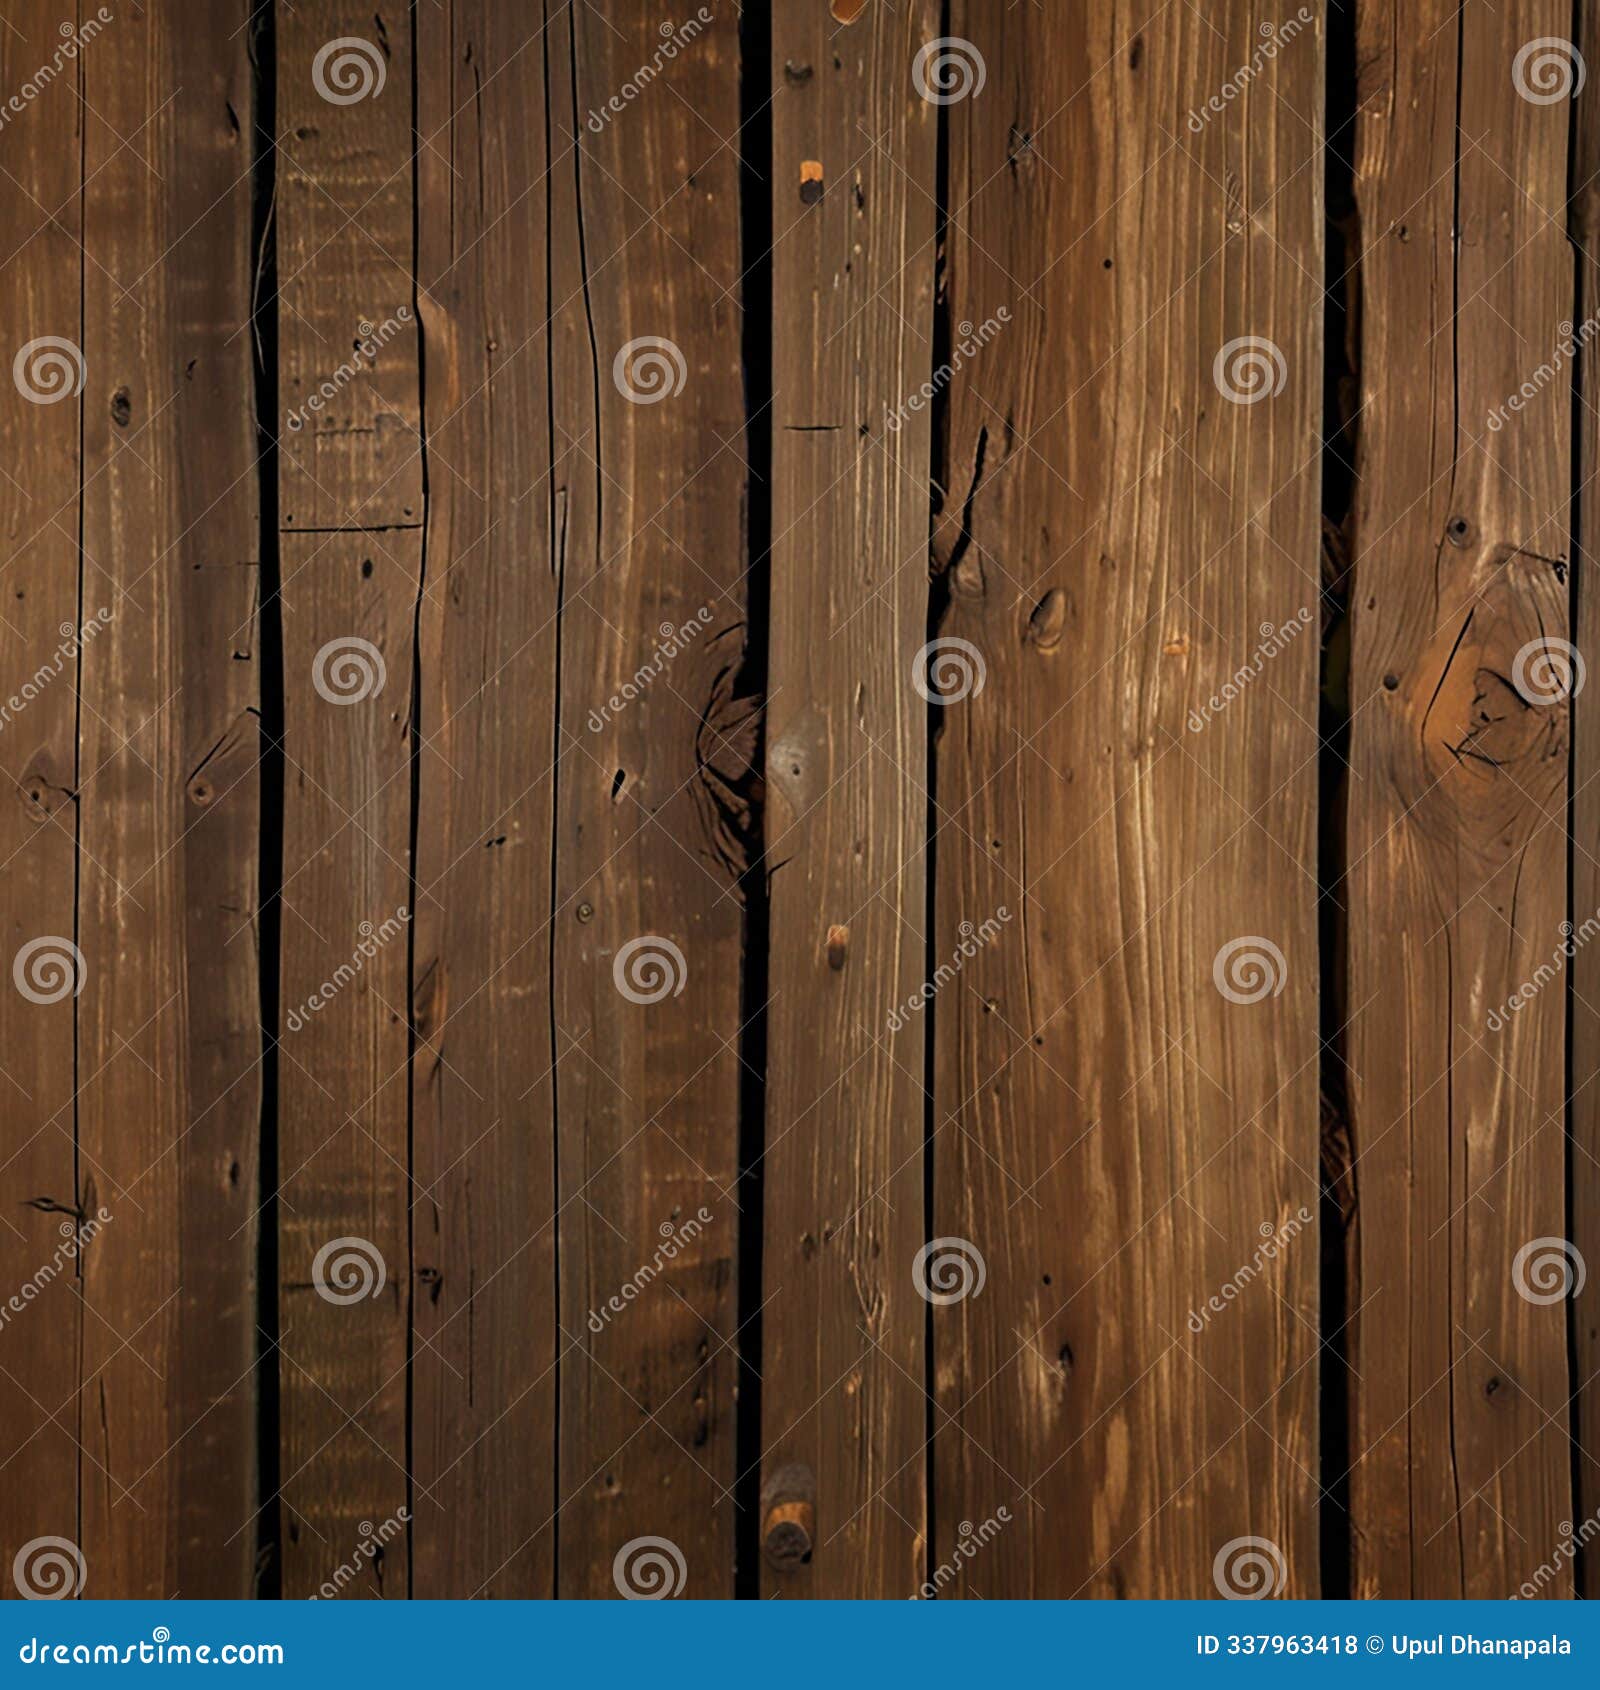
[0,0,1595,1602]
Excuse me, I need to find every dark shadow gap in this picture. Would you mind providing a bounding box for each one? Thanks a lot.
[733,0,774,1602]
[246,0,283,1600]
[1318,0,1361,1603]
[922,0,955,1600]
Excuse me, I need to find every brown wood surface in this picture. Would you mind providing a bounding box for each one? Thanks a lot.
[760,0,937,1600]
[1347,0,1576,1599]
[0,0,88,1587]
[4,0,1600,1605]
[932,1,1323,1598]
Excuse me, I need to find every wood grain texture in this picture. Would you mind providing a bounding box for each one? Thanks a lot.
[549,3,747,1600]
[1347,0,1576,1600]
[275,1,419,1600]
[410,0,559,1599]
[0,0,87,1583]
[931,1,1322,1597]
[75,0,261,1597]
[759,0,937,1600]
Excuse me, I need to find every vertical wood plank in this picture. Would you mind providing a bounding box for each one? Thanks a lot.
[760,0,937,1599]
[0,0,85,1586]
[933,4,1323,1596]
[275,0,418,1599]
[409,1,558,1598]
[75,0,261,1596]
[549,5,747,1599]
[1348,0,1576,1598]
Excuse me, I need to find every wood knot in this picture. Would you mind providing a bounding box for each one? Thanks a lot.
[761,1462,816,1572]
[826,924,848,970]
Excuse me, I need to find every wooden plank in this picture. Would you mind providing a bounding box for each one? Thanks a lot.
[74,0,261,1596]
[275,0,419,1601]
[0,0,87,1587]
[759,0,937,1599]
[277,3,422,531]
[932,5,1322,1596]
[409,0,558,1599]
[1347,0,1576,1598]
[1575,0,1600,1602]
[549,4,747,1599]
